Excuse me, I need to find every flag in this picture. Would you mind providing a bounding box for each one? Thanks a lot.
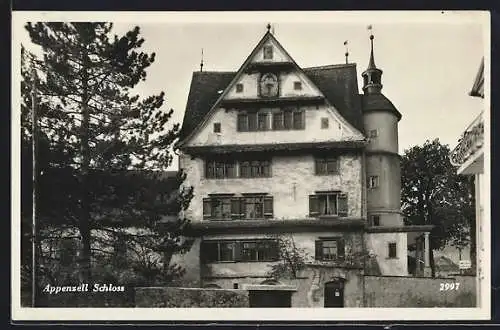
[367,24,373,30]
[343,40,348,45]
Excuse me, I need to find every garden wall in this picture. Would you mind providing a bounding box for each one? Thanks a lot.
[134,287,249,307]
[364,275,476,307]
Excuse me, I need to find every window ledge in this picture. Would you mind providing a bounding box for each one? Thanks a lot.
[386,257,399,260]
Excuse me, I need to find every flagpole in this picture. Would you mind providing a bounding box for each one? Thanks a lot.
[31,57,39,308]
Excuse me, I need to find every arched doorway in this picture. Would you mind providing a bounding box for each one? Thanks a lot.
[324,279,345,308]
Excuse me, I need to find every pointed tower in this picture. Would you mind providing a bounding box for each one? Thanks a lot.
[361,30,407,276]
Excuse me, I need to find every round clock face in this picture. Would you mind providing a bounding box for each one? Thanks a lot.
[260,73,279,97]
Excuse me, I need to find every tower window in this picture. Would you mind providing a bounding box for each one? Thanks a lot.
[236,83,244,93]
[263,45,273,59]
[388,242,397,259]
[371,215,380,226]
[367,176,379,189]
[294,81,302,90]
[369,129,378,138]
[321,118,329,129]
[213,122,221,133]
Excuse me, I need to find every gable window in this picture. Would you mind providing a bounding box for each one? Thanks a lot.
[369,129,378,138]
[294,81,302,90]
[202,239,279,263]
[237,114,248,132]
[388,242,397,258]
[213,122,221,133]
[315,157,339,175]
[258,113,269,131]
[260,73,279,98]
[236,83,244,93]
[371,215,381,226]
[263,45,273,60]
[293,110,305,130]
[272,112,284,130]
[315,238,345,261]
[237,112,270,132]
[367,175,379,189]
[309,192,348,217]
[321,117,329,129]
[205,160,236,179]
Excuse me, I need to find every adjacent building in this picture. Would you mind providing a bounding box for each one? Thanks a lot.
[174,26,433,307]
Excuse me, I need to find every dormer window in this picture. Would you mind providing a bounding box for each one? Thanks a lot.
[263,45,273,60]
[259,73,279,98]
[236,83,244,93]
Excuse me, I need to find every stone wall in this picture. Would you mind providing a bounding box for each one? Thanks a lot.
[134,287,249,307]
[364,275,476,307]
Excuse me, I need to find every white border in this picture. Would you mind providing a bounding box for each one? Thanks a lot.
[11,10,491,321]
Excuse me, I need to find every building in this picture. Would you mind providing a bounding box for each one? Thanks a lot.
[449,57,485,305]
[174,26,433,307]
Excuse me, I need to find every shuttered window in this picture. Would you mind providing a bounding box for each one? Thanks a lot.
[309,192,348,217]
[205,195,273,220]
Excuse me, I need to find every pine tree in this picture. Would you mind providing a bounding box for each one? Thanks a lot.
[22,23,193,285]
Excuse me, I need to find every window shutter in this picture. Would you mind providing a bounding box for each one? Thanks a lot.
[309,195,319,217]
[315,240,322,260]
[203,198,212,219]
[264,196,274,218]
[338,238,345,260]
[231,198,241,219]
[301,110,306,129]
[234,242,242,262]
[270,240,280,261]
[338,193,348,217]
[240,198,247,218]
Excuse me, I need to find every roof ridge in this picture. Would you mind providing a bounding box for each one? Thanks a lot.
[193,70,236,74]
[304,63,357,70]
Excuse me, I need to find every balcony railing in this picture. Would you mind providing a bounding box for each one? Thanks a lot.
[450,111,484,167]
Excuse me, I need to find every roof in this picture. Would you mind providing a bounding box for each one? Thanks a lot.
[361,93,402,121]
[470,57,484,98]
[177,63,364,142]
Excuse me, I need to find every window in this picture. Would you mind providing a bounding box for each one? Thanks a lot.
[369,129,378,138]
[202,239,279,263]
[367,176,379,189]
[237,114,248,132]
[263,45,273,59]
[241,240,279,261]
[309,192,348,217]
[321,117,329,129]
[204,195,273,220]
[203,196,234,220]
[240,160,271,178]
[388,242,397,258]
[237,112,270,132]
[205,160,236,179]
[260,73,279,98]
[213,122,221,133]
[258,113,269,131]
[203,241,236,262]
[271,109,304,130]
[272,112,284,130]
[371,215,381,226]
[294,81,302,90]
[315,157,339,175]
[236,83,244,93]
[315,238,345,261]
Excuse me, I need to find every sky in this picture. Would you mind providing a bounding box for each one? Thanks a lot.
[15,11,487,170]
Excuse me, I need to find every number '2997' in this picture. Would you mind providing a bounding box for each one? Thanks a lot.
[440,282,460,291]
